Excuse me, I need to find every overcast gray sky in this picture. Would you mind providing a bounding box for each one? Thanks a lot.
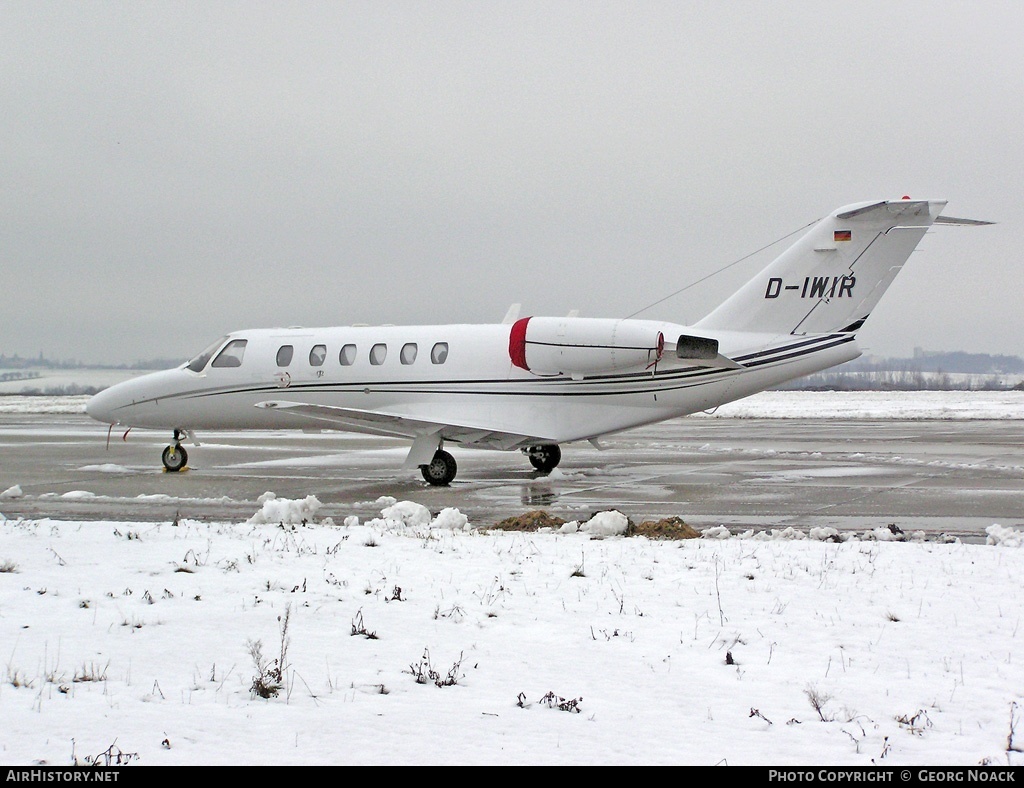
[2,1,1020,365]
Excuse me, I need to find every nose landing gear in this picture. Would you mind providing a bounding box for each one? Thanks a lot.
[161,429,189,472]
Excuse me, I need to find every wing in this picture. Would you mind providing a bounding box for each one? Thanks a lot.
[254,400,551,466]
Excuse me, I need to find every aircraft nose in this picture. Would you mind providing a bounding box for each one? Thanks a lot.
[85,386,118,424]
[85,368,187,428]
[86,373,149,424]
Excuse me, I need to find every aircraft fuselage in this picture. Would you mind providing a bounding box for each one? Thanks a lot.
[86,321,859,447]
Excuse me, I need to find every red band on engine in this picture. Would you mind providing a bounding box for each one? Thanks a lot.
[509,317,531,371]
[647,331,665,369]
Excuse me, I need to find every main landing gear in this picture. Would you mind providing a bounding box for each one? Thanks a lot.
[525,443,561,474]
[161,429,188,472]
[420,449,457,486]
[418,443,561,485]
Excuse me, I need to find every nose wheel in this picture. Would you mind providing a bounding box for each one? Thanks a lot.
[161,429,188,472]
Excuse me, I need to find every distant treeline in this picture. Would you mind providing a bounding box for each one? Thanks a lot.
[885,350,1022,375]
[1,384,103,397]
[782,371,1024,392]
[0,371,42,382]
[0,354,181,371]
[782,351,1024,391]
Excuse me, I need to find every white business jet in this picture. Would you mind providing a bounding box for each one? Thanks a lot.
[86,199,989,485]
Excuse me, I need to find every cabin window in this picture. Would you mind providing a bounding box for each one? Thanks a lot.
[309,344,327,366]
[369,343,387,366]
[400,343,418,365]
[211,339,248,368]
[276,345,294,367]
[186,336,228,373]
[430,342,449,364]
[339,344,357,366]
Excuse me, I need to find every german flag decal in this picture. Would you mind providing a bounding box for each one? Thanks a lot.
[834,229,852,242]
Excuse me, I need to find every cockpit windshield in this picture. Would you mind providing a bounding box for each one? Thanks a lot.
[211,339,247,368]
[185,336,229,373]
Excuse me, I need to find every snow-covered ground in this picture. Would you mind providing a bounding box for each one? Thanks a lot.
[694,390,1024,420]
[1,493,1022,766]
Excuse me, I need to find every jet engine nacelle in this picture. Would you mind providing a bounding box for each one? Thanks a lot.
[509,316,664,377]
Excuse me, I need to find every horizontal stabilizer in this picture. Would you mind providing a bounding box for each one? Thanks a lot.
[836,200,930,220]
[933,215,995,226]
[834,201,887,219]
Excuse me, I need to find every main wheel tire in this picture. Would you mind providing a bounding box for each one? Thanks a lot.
[527,444,561,473]
[420,450,457,486]
[162,444,188,472]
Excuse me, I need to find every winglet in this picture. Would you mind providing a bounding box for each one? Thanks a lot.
[502,304,522,325]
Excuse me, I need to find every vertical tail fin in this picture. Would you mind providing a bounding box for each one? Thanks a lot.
[695,199,949,336]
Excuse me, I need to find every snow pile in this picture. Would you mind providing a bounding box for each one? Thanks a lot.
[696,525,941,543]
[862,525,908,541]
[0,485,23,499]
[986,523,1024,547]
[753,527,807,541]
[371,500,470,531]
[736,527,853,542]
[233,493,1014,544]
[555,510,630,536]
[430,507,469,530]
[77,464,132,473]
[380,500,432,527]
[248,492,323,524]
[580,510,629,536]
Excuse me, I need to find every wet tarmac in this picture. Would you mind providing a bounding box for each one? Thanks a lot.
[1,412,1021,539]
